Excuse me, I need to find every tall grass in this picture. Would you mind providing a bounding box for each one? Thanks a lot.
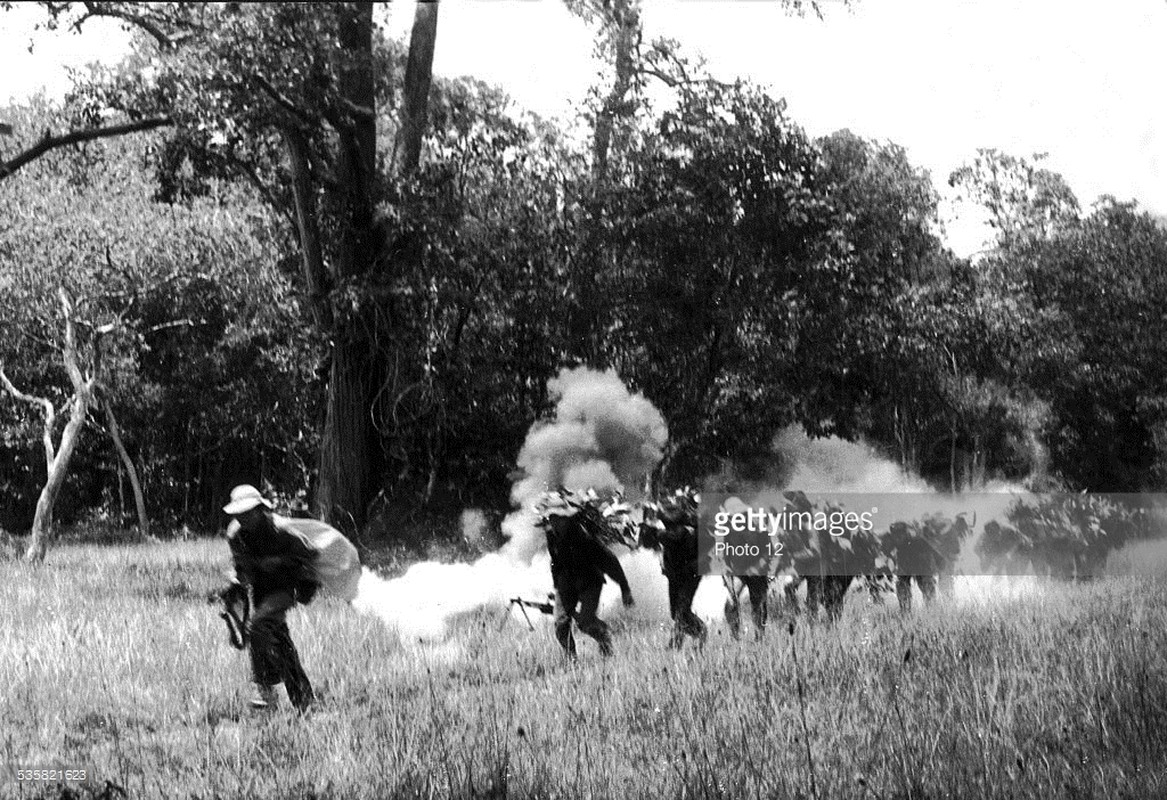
[2,541,1166,799]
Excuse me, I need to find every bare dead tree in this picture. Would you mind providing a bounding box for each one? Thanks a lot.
[0,289,96,562]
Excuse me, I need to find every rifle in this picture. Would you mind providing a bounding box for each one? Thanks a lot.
[218,582,250,650]
[499,595,555,631]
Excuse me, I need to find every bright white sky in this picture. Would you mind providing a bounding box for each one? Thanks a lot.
[3,0,1165,257]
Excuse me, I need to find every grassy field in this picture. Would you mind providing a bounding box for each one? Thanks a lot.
[2,540,1167,799]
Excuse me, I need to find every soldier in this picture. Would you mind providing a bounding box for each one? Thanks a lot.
[886,521,944,612]
[640,492,706,650]
[222,484,319,711]
[540,492,635,658]
[933,512,974,598]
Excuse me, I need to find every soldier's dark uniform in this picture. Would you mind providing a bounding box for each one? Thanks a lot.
[640,502,706,650]
[227,509,319,711]
[544,510,633,658]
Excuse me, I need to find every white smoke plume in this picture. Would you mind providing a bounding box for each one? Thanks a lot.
[351,555,553,644]
[502,366,669,563]
[351,367,670,645]
[772,426,933,493]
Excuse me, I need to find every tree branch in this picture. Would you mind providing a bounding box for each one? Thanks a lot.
[339,97,376,122]
[57,289,93,399]
[76,1,165,48]
[0,363,58,470]
[71,1,201,51]
[144,319,195,334]
[254,74,319,129]
[283,126,334,331]
[0,116,172,181]
[99,392,148,536]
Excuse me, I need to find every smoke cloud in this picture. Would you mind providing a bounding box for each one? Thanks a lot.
[772,426,933,493]
[351,554,553,644]
[351,367,670,645]
[502,366,668,563]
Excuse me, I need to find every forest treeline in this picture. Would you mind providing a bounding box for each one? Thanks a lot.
[2,2,1165,543]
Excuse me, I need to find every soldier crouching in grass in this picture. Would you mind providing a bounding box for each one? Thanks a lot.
[538,491,635,659]
[222,484,319,712]
[640,490,706,650]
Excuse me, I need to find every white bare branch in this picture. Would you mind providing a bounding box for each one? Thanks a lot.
[0,363,58,472]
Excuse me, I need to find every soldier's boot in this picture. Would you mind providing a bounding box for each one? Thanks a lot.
[250,683,280,711]
[576,613,614,657]
[588,625,614,658]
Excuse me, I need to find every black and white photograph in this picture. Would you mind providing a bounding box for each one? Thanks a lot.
[2,1,1166,797]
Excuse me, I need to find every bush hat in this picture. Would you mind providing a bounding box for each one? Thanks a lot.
[224,484,273,516]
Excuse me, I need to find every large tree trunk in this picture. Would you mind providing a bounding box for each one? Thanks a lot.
[317,340,376,527]
[313,1,439,529]
[311,3,380,529]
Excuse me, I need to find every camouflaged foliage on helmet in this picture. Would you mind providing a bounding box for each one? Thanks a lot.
[535,490,578,529]
[658,486,699,523]
[534,486,638,549]
[537,490,576,516]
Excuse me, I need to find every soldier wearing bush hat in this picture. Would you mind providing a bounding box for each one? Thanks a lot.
[222,484,319,711]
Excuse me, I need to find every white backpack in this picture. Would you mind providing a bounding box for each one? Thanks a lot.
[275,515,362,602]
